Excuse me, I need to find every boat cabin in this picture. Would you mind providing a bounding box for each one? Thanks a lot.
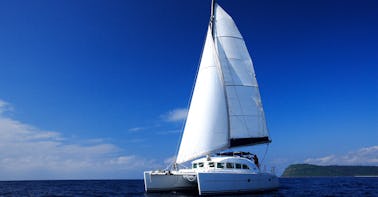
[191,155,259,172]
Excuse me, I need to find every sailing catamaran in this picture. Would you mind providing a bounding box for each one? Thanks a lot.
[144,0,279,195]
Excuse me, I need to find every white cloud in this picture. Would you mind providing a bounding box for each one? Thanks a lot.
[127,108,187,135]
[0,100,13,116]
[128,124,161,133]
[0,99,160,180]
[128,127,145,132]
[163,108,188,122]
[304,146,378,165]
[157,129,181,135]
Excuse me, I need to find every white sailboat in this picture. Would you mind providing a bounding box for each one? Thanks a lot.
[144,0,279,195]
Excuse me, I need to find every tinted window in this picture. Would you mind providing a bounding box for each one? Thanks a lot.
[235,163,241,169]
[226,163,234,168]
[209,162,215,167]
[242,164,249,169]
[198,162,204,167]
[217,163,224,169]
[193,163,197,169]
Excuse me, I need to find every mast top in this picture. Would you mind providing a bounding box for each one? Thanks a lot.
[211,0,216,19]
[210,0,216,35]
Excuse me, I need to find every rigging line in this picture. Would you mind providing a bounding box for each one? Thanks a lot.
[260,143,269,165]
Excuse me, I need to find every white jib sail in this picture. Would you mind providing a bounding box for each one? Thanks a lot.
[176,27,229,164]
[213,4,269,145]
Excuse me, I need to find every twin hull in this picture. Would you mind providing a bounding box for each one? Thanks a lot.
[144,171,197,192]
[144,171,279,195]
[197,172,279,195]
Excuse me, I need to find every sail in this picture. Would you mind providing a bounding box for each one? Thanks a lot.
[176,3,270,164]
[213,4,270,147]
[176,28,229,164]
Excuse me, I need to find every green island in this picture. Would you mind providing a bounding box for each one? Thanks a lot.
[282,164,378,177]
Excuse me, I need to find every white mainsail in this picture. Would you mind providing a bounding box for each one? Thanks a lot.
[213,4,270,147]
[176,3,270,164]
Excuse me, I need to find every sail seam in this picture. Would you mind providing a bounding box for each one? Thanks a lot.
[230,114,260,116]
[226,57,250,60]
[216,35,243,40]
[225,84,258,87]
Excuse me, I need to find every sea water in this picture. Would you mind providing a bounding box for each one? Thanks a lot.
[0,177,377,196]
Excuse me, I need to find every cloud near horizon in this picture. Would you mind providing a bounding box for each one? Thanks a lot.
[128,108,187,133]
[163,108,188,122]
[304,146,378,166]
[0,100,159,180]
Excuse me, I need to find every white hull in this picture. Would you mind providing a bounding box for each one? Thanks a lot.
[197,172,279,195]
[144,171,197,192]
[144,170,279,195]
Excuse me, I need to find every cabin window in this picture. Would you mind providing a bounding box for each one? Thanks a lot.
[208,162,215,168]
[226,163,234,169]
[216,163,224,169]
[235,163,242,169]
[192,163,197,169]
[198,162,204,168]
[242,164,249,169]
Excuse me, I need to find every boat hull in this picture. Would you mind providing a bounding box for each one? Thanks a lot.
[144,170,279,195]
[197,172,279,195]
[144,171,197,192]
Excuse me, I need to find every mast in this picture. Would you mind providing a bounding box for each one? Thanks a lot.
[210,0,216,36]
[210,0,232,149]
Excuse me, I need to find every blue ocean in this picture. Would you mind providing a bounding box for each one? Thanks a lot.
[0,177,377,196]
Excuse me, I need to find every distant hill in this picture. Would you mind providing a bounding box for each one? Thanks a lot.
[282,164,378,177]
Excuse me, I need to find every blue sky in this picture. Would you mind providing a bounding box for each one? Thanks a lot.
[0,0,377,179]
